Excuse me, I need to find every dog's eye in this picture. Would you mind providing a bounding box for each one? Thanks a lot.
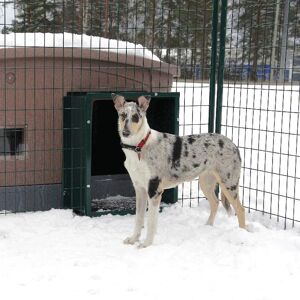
[120,113,127,121]
[131,114,139,123]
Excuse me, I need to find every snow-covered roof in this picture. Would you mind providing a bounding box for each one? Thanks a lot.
[0,32,160,62]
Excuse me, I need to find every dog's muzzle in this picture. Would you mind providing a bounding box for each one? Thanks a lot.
[122,129,130,137]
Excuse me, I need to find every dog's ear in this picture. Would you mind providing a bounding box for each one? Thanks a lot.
[112,93,125,111]
[137,95,151,112]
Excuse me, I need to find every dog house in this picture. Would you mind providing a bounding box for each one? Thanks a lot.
[63,91,179,216]
[0,40,178,213]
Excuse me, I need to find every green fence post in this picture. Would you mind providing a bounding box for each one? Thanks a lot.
[208,0,219,133]
[215,0,228,134]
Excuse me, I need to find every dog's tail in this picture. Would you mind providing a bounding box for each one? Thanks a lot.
[220,191,232,216]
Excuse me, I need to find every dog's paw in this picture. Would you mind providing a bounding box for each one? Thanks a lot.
[123,236,139,245]
[205,220,214,226]
[245,223,255,232]
[137,240,152,249]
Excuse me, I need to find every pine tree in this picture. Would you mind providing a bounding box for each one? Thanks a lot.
[5,0,62,33]
[230,0,274,81]
[85,0,128,39]
[3,0,128,37]
[126,0,212,78]
[176,0,212,78]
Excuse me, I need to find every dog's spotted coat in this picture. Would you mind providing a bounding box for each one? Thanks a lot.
[112,94,246,248]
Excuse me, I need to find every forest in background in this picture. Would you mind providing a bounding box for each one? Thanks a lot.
[1,0,299,81]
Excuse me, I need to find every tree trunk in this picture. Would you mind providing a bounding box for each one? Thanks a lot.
[251,3,261,81]
[165,3,172,63]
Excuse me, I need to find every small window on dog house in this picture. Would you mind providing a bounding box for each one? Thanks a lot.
[63,92,180,216]
[0,127,25,157]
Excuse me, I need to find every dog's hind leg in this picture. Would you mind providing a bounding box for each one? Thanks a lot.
[220,191,233,216]
[223,188,245,229]
[199,172,219,226]
[214,172,246,229]
[124,187,147,245]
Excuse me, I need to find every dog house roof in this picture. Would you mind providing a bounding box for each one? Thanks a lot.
[0,32,178,76]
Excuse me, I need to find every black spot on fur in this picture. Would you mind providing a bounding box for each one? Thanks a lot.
[148,177,161,198]
[163,133,168,139]
[172,136,182,169]
[204,159,208,164]
[218,139,224,148]
[193,163,200,168]
[227,173,231,179]
[188,136,196,144]
[182,165,190,172]
[192,154,196,159]
[204,142,209,148]
[131,113,139,123]
[120,113,127,121]
[172,174,179,179]
[184,143,189,157]
[230,185,237,191]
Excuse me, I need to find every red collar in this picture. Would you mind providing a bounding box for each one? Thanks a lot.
[120,131,151,160]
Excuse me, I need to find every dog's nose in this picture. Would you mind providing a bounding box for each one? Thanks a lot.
[122,130,130,137]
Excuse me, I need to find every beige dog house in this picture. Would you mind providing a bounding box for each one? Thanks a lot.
[0,44,177,212]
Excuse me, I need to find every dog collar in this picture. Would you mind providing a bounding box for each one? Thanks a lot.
[121,130,151,160]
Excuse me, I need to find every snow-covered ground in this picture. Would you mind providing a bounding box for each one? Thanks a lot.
[0,204,300,300]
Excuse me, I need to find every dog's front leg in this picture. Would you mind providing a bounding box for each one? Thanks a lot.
[139,194,162,248]
[124,187,147,245]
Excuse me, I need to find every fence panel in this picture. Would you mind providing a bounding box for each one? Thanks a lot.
[219,0,300,227]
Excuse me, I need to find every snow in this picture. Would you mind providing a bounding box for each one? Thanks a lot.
[0,206,300,300]
[0,32,160,61]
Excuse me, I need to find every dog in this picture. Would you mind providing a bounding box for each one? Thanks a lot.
[112,93,246,248]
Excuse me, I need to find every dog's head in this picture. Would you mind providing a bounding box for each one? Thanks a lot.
[112,93,151,138]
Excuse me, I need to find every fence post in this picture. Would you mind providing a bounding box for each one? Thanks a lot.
[208,0,219,133]
[215,0,228,134]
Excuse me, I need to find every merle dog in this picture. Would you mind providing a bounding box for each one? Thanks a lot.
[112,94,245,248]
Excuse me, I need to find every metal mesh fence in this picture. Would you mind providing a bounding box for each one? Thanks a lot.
[0,0,299,227]
[0,0,212,214]
[220,0,300,228]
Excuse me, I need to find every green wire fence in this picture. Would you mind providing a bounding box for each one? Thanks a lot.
[0,0,299,228]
